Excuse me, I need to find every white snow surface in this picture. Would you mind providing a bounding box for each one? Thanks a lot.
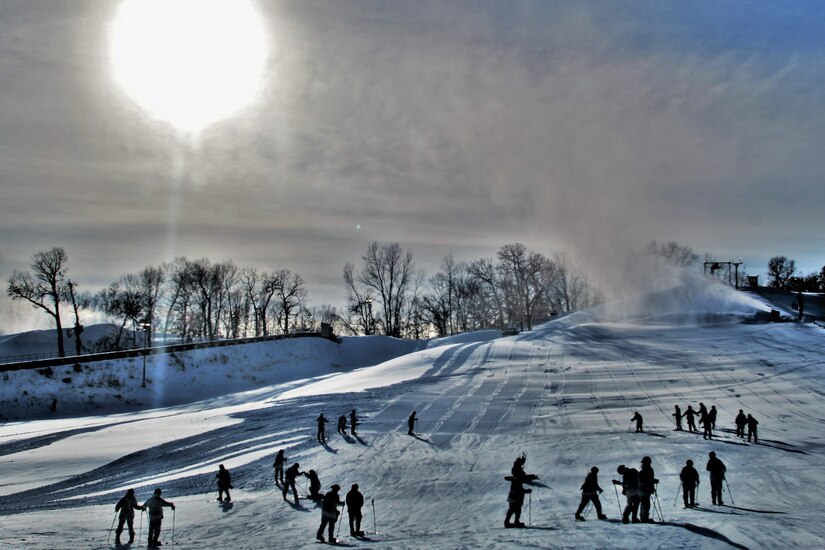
[1,284,825,549]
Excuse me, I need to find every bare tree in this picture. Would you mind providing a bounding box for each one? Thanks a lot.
[7,247,70,357]
[65,280,85,356]
[647,240,700,267]
[273,269,307,334]
[767,256,795,288]
[359,242,415,338]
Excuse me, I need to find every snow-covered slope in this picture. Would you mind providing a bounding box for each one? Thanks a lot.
[1,285,824,549]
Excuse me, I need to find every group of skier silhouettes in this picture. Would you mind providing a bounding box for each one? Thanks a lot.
[629,402,759,443]
[274,448,368,544]
[110,400,757,545]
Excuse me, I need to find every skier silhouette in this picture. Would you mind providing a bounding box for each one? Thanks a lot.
[350,409,358,436]
[408,411,417,435]
[346,484,365,537]
[679,460,699,508]
[114,488,144,545]
[283,463,305,503]
[706,452,727,505]
[307,469,323,500]
[685,406,698,432]
[709,405,718,430]
[631,411,644,433]
[747,414,759,443]
[699,407,713,440]
[142,488,175,549]
[216,464,232,502]
[673,405,683,431]
[317,414,328,442]
[274,450,286,485]
[316,484,343,543]
[337,415,347,435]
[735,410,747,438]
[638,457,658,522]
[504,476,531,528]
[612,465,640,524]
[575,467,607,521]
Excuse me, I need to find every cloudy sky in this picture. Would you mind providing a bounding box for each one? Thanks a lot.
[1,0,824,332]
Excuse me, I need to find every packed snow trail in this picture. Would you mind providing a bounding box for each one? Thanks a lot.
[1,292,825,548]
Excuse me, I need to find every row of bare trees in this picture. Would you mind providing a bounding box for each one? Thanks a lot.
[7,249,311,356]
[342,241,603,338]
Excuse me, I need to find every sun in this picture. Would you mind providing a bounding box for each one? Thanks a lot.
[109,0,268,133]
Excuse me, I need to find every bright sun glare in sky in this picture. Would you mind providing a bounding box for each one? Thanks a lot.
[109,0,268,133]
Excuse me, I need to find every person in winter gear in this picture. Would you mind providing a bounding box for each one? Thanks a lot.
[350,409,358,436]
[747,414,759,443]
[408,411,417,435]
[706,452,727,505]
[631,411,644,433]
[709,405,718,430]
[114,488,144,545]
[346,484,365,536]
[504,476,532,528]
[613,465,641,524]
[337,415,347,435]
[283,463,305,503]
[142,488,174,549]
[307,469,323,500]
[679,460,699,508]
[673,405,683,431]
[511,454,539,482]
[216,464,232,502]
[575,467,607,521]
[316,484,343,543]
[638,456,659,522]
[317,414,328,442]
[735,410,747,438]
[274,450,286,485]
[699,407,713,440]
[685,406,698,432]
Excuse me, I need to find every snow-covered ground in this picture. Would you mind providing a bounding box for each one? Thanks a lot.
[1,284,824,549]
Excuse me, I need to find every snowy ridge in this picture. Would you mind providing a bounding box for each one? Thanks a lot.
[1,287,824,549]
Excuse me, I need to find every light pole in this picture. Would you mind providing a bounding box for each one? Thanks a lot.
[138,320,151,388]
[365,298,373,335]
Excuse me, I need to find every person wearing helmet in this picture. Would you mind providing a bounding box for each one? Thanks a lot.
[706,452,727,505]
[575,467,607,521]
[612,465,641,524]
[142,488,175,549]
[638,457,659,522]
[679,459,700,508]
[316,484,343,543]
[511,453,538,483]
[114,488,144,545]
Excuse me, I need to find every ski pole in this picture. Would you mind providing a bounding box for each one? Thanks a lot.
[336,503,344,540]
[583,501,592,520]
[724,478,735,504]
[528,491,532,526]
[654,489,664,522]
[613,484,622,516]
[171,508,176,548]
[106,511,117,544]
[372,498,377,534]
[673,481,681,506]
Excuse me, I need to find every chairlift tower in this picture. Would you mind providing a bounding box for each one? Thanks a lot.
[703,259,744,289]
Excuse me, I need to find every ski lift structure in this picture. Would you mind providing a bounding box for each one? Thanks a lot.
[703,259,744,289]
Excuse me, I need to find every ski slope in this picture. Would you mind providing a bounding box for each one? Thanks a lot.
[1,285,824,549]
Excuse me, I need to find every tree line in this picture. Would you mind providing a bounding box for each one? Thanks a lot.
[10,242,821,358]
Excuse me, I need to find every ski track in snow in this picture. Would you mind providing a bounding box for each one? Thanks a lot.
[1,300,825,549]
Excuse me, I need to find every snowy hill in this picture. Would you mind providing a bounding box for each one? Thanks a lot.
[1,284,824,549]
